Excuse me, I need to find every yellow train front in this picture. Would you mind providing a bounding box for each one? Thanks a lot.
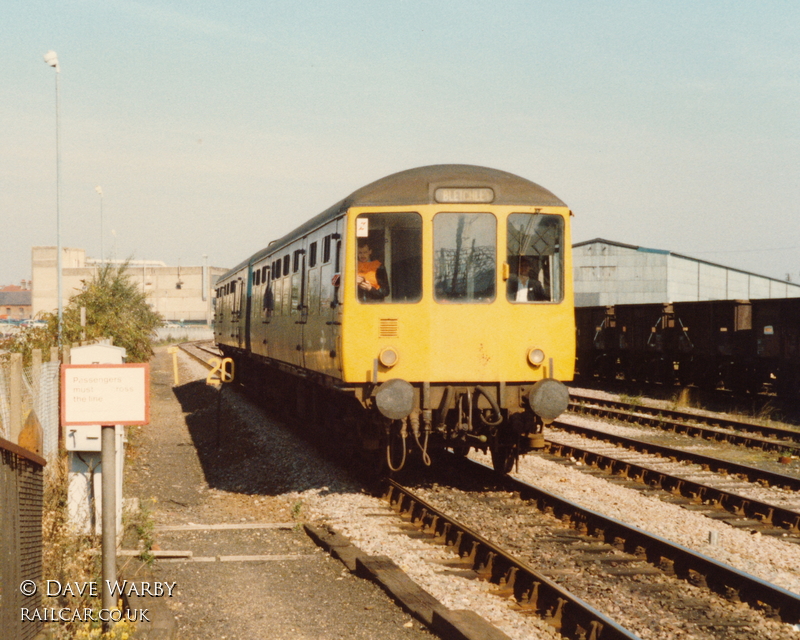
[215,165,575,473]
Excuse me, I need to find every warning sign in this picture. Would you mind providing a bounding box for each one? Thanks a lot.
[61,364,150,426]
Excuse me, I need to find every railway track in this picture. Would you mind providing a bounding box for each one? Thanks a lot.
[388,459,800,639]
[568,392,800,456]
[384,477,639,640]
[550,418,800,491]
[178,340,222,365]
[171,344,800,637]
[544,414,800,537]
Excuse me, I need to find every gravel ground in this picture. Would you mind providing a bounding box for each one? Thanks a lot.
[124,347,438,640]
[549,415,800,510]
[127,350,800,639]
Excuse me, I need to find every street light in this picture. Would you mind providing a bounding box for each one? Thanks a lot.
[44,50,62,345]
[95,186,104,264]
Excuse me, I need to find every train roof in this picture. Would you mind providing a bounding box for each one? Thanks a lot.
[219,165,567,281]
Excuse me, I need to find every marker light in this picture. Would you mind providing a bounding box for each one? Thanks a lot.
[378,347,399,368]
[528,348,545,367]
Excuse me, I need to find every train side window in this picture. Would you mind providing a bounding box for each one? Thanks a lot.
[433,212,496,303]
[506,213,563,303]
[355,212,422,304]
[309,242,318,268]
[323,236,332,263]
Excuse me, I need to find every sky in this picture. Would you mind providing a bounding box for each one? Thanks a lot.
[2,1,798,286]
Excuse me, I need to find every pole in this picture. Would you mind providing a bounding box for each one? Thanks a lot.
[55,66,62,345]
[96,186,104,264]
[100,190,104,264]
[101,424,117,629]
[45,51,63,346]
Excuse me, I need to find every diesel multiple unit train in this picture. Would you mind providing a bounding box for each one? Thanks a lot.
[214,165,575,473]
[575,298,800,397]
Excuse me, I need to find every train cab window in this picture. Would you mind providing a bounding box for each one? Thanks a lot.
[433,213,496,303]
[506,213,563,303]
[355,212,422,304]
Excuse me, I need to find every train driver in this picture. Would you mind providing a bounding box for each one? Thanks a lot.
[356,241,390,302]
[507,255,547,302]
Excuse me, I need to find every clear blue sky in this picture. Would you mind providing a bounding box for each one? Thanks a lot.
[2,1,798,286]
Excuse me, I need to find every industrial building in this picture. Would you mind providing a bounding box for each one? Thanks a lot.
[573,238,800,307]
[31,246,227,325]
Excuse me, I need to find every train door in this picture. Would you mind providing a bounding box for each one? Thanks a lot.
[251,262,271,359]
[304,219,343,377]
[268,254,291,364]
[291,247,307,369]
[244,267,252,352]
[229,277,240,347]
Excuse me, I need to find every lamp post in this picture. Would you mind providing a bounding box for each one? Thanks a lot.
[44,50,62,345]
[95,186,104,264]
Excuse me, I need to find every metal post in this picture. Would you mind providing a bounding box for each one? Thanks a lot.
[56,69,62,345]
[44,51,62,345]
[101,424,116,628]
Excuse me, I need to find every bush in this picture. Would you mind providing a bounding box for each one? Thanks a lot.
[1,263,163,364]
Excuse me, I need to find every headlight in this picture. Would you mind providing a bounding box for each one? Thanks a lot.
[527,348,545,367]
[379,347,399,368]
[527,378,569,423]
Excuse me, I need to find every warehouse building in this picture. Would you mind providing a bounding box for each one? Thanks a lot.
[573,238,800,307]
[31,247,227,328]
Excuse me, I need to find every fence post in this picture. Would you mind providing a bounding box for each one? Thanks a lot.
[9,353,22,444]
[32,348,42,395]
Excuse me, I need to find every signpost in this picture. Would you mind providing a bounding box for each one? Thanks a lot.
[61,364,149,627]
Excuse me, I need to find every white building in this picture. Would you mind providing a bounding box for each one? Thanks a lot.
[573,238,800,307]
[31,246,227,324]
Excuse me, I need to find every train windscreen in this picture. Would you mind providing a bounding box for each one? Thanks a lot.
[506,213,563,303]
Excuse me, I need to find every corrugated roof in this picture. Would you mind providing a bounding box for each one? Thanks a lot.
[573,238,800,288]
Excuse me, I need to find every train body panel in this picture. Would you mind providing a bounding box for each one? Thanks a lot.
[213,165,576,472]
[339,204,575,386]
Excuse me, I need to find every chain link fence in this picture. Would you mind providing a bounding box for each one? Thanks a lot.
[0,351,57,640]
[0,355,60,461]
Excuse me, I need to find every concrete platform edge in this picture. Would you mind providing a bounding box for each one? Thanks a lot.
[304,523,512,640]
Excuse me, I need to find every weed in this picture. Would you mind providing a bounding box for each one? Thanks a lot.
[291,500,304,531]
[133,499,157,566]
[41,455,138,639]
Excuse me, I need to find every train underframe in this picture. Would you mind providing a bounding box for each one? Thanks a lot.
[577,351,800,398]
[221,347,568,474]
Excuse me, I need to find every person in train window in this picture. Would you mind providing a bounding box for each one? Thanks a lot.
[507,255,547,302]
[356,241,390,302]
